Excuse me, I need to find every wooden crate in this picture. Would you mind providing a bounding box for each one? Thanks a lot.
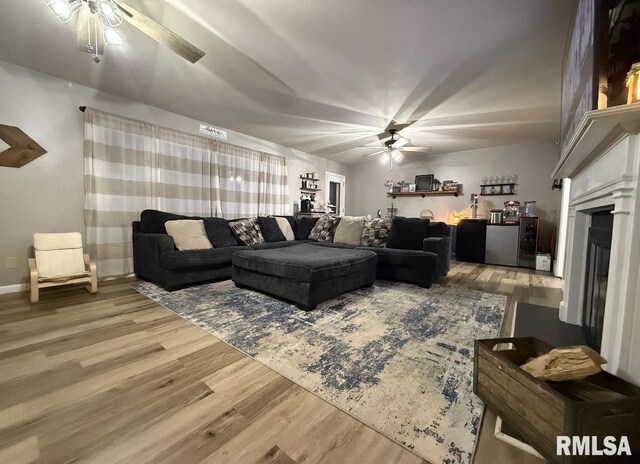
[474,337,640,463]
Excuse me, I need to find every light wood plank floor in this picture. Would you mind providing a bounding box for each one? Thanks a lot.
[0,262,562,464]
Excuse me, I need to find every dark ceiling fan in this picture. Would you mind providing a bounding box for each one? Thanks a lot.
[45,0,205,64]
[361,128,431,169]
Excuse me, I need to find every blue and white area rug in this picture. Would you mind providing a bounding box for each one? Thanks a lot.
[134,279,506,464]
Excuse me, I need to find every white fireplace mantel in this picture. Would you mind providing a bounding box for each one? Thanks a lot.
[553,102,640,179]
[554,103,640,384]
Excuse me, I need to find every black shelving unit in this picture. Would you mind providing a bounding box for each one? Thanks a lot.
[300,175,320,201]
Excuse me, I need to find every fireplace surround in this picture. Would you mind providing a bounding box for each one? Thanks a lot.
[553,103,640,384]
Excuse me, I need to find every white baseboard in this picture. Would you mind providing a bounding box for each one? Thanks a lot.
[510,302,518,337]
[0,283,28,295]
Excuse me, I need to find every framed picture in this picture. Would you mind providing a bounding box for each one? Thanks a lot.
[415,174,434,192]
[442,181,459,192]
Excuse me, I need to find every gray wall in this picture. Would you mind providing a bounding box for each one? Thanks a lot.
[0,60,348,288]
[346,142,561,251]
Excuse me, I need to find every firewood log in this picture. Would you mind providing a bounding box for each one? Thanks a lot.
[520,346,607,382]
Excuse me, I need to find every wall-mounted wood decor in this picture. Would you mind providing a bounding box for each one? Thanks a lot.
[0,125,47,168]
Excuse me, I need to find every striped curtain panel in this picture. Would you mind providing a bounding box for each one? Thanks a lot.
[214,145,262,219]
[258,153,289,216]
[84,108,288,277]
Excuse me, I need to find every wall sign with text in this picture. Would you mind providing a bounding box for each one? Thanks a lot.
[199,124,228,140]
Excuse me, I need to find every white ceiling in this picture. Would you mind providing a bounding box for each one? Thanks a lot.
[0,0,575,163]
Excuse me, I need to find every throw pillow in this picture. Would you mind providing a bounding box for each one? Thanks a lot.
[273,215,296,233]
[294,217,319,240]
[202,217,239,247]
[274,216,295,241]
[386,217,431,250]
[140,209,188,234]
[333,216,366,245]
[360,218,392,247]
[229,218,265,245]
[165,220,213,251]
[308,215,341,242]
[257,217,286,242]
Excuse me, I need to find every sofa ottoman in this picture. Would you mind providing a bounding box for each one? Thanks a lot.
[231,243,377,310]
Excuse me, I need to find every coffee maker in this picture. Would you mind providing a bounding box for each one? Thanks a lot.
[503,200,520,223]
[301,198,313,213]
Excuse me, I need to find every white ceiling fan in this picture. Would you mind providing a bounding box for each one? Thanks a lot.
[44,0,205,64]
[361,128,431,170]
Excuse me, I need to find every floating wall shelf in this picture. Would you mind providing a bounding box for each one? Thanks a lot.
[480,183,516,196]
[387,191,459,199]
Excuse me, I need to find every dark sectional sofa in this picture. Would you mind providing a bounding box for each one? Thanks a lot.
[132,209,451,292]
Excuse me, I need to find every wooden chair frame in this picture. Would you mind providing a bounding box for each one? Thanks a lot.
[28,253,97,303]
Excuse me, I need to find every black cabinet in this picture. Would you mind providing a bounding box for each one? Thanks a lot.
[456,219,487,263]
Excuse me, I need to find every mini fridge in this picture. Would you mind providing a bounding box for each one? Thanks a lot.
[485,224,519,266]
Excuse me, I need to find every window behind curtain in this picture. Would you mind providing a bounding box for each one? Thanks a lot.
[84,108,289,277]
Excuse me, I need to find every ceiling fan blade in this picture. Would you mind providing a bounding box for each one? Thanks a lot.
[115,2,205,63]
[361,149,388,158]
[76,5,104,55]
[372,130,409,144]
[392,137,409,149]
[399,146,432,153]
[378,121,415,139]
[384,121,413,132]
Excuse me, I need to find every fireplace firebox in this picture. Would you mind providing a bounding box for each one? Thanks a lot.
[582,210,614,351]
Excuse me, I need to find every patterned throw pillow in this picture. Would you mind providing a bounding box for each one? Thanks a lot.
[360,217,392,247]
[229,218,265,245]
[308,215,341,242]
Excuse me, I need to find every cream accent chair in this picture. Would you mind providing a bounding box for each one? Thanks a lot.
[28,232,97,303]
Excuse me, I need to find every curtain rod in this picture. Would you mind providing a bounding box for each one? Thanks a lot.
[78,106,286,160]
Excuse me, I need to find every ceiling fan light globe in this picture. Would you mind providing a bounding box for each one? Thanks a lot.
[97,0,123,26]
[45,0,78,23]
[380,153,389,165]
[99,1,115,17]
[104,27,125,46]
